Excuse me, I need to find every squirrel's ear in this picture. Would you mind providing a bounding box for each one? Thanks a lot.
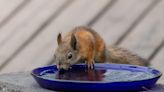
[70,34,77,50]
[57,33,62,45]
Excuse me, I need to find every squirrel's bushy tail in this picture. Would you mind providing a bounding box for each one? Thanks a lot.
[106,46,150,66]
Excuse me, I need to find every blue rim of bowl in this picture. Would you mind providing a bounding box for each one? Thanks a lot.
[31,63,162,84]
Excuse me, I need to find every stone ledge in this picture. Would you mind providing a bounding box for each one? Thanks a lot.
[0,72,163,92]
[0,72,54,92]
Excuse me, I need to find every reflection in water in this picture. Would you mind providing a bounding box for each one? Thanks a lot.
[55,69,106,81]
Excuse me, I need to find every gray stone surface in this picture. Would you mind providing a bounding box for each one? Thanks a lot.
[0,72,54,92]
[0,72,163,92]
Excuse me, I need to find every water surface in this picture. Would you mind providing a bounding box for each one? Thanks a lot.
[41,68,155,82]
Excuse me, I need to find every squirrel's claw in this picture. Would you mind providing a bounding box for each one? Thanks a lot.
[86,62,94,69]
[85,60,94,69]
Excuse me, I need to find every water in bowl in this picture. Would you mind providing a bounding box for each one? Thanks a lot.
[41,68,156,82]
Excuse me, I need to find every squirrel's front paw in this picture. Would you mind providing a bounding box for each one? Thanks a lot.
[86,61,94,69]
[88,64,94,69]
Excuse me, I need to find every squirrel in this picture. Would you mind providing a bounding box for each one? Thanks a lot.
[54,26,149,70]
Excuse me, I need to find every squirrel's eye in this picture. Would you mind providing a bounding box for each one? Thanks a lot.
[67,52,72,59]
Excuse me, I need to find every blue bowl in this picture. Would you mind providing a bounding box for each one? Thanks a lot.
[31,64,162,92]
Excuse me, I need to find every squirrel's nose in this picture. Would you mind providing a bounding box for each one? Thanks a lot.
[57,62,61,69]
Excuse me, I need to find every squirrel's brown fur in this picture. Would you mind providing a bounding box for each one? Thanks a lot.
[54,26,149,70]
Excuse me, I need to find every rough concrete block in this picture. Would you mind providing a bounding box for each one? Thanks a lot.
[0,72,54,92]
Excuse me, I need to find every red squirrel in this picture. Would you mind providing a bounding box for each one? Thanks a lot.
[54,26,149,70]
